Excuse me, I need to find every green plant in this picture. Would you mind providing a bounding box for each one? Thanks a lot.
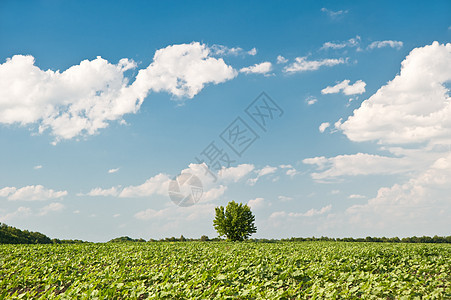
[213,201,257,241]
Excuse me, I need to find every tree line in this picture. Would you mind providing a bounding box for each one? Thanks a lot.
[0,223,86,244]
[1,222,450,245]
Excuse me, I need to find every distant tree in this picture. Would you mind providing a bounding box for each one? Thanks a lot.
[200,235,209,242]
[180,235,186,242]
[213,201,257,241]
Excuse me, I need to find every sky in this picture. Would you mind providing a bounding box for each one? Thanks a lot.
[0,1,450,241]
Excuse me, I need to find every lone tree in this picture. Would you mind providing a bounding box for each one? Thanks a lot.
[213,201,257,241]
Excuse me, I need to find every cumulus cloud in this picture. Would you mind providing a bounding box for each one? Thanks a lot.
[248,197,266,209]
[368,40,403,50]
[132,42,237,99]
[38,202,65,216]
[248,48,257,56]
[84,186,120,197]
[0,202,64,222]
[279,164,299,177]
[218,164,255,182]
[319,122,330,133]
[276,55,288,64]
[248,165,278,185]
[302,42,451,235]
[33,165,42,170]
[303,153,419,181]
[344,154,451,235]
[321,79,366,95]
[108,168,119,174]
[0,42,237,142]
[306,97,317,105]
[278,195,293,202]
[134,203,216,222]
[284,57,346,73]
[270,205,332,219]
[340,42,451,145]
[83,163,253,203]
[119,173,171,198]
[0,185,68,201]
[240,62,272,75]
[0,207,32,222]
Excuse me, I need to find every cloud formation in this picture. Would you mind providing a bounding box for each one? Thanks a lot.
[0,185,68,201]
[0,42,237,142]
[284,57,346,73]
[321,79,366,95]
[368,40,403,50]
[321,36,360,50]
[240,62,272,75]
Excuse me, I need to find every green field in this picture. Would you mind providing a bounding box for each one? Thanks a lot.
[1,242,450,299]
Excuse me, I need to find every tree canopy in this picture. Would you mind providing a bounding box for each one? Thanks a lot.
[213,201,257,241]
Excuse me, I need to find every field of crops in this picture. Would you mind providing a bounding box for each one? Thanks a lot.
[0,242,450,299]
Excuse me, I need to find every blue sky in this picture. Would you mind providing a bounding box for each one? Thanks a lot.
[1,1,450,241]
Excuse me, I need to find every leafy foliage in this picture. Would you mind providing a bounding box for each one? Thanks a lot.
[108,236,146,243]
[0,223,52,244]
[0,242,449,298]
[213,201,257,241]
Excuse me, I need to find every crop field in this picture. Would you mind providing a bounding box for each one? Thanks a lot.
[0,242,450,299]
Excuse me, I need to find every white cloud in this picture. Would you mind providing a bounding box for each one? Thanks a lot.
[321,79,366,95]
[278,195,293,202]
[108,168,119,174]
[218,164,255,182]
[284,57,346,73]
[248,197,265,209]
[210,45,256,56]
[319,122,330,133]
[270,204,332,219]
[321,7,348,18]
[303,42,451,235]
[133,42,237,99]
[276,55,288,64]
[303,153,418,181]
[119,173,171,198]
[279,164,299,177]
[33,165,42,170]
[291,205,332,217]
[248,165,278,185]
[135,208,169,220]
[202,185,227,202]
[368,40,403,50]
[240,62,272,75]
[83,163,253,203]
[134,203,216,222]
[39,202,64,216]
[344,154,451,235]
[348,194,366,199]
[113,213,120,218]
[0,207,32,222]
[84,186,120,197]
[306,97,318,105]
[248,48,257,56]
[0,185,68,201]
[321,36,360,50]
[340,42,451,146]
[210,45,244,56]
[0,42,237,142]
